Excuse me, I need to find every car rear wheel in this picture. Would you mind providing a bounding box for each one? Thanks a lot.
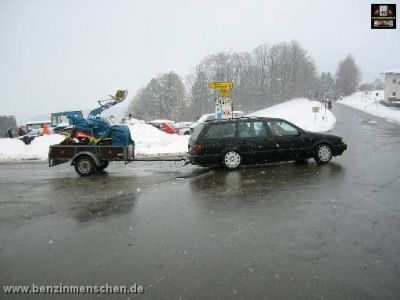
[74,155,96,176]
[314,144,332,164]
[222,151,242,170]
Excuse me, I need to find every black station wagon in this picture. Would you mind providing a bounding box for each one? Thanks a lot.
[188,117,347,169]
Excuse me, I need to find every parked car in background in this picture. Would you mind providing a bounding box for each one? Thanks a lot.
[17,120,51,144]
[176,121,193,135]
[147,120,179,134]
[25,120,50,133]
[189,111,244,134]
[188,117,347,169]
[17,128,42,145]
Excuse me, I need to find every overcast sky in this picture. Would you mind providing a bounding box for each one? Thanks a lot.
[1,0,399,121]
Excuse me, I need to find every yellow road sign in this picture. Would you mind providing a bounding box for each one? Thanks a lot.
[219,89,231,97]
[208,82,234,89]
[312,106,320,113]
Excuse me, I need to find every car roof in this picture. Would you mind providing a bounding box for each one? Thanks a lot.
[148,119,175,124]
[204,116,285,124]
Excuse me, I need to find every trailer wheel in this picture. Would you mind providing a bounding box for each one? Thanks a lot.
[74,155,96,176]
[97,161,109,171]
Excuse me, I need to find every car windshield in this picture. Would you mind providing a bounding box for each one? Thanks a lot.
[51,115,69,126]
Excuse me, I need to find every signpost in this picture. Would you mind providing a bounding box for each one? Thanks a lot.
[208,81,234,98]
[312,106,320,121]
[208,82,234,89]
[363,91,371,109]
[215,98,233,119]
[209,81,234,119]
[363,91,371,101]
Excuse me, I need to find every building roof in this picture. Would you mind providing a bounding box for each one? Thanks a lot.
[25,120,51,125]
[383,68,400,74]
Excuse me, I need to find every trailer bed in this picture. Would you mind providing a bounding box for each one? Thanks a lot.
[49,144,135,167]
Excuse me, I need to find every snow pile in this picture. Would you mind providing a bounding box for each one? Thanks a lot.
[128,123,188,155]
[248,98,336,132]
[126,118,145,125]
[338,90,400,124]
[0,134,65,162]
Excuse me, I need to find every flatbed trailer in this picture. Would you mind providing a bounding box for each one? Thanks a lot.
[49,144,135,176]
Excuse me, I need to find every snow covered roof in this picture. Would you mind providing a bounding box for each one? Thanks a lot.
[25,120,51,124]
[148,119,175,123]
[383,68,400,74]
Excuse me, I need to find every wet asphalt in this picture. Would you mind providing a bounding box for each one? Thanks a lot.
[1,104,400,299]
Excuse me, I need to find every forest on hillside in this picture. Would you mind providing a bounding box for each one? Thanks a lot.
[127,40,377,122]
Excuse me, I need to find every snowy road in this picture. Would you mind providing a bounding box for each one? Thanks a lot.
[1,104,400,299]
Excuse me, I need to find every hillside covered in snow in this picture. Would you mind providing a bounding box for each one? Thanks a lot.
[248,98,336,132]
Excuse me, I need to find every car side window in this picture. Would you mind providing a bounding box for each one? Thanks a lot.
[239,121,269,138]
[205,123,236,139]
[267,120,298,137]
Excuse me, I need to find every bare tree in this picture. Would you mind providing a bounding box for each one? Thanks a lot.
[126,72,185,121]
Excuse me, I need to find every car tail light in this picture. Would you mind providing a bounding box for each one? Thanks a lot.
[194,143,202,154]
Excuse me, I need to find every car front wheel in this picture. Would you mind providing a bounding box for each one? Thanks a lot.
[222,151,242,170]
[314,144,332,164]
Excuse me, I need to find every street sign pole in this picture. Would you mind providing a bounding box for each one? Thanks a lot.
[209,81,234,119]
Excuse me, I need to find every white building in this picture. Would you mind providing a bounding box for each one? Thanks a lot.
[383,69,400,101]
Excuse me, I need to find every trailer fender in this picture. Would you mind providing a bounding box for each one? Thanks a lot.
[71,152,101,166]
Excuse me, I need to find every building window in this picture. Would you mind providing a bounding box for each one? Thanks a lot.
[393,78,397,84]
[393,92,396,96]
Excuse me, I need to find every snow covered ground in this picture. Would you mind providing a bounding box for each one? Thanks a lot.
[248,98,336,132]
[127,119,189,156]
[0,134,65,162]
[338,90,400,124]
[0,98,336,162]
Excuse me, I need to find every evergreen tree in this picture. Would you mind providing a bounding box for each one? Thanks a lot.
[335,54,361,96]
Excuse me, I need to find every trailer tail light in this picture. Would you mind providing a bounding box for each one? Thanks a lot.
[194,143,203,154]
[75,131,90,138]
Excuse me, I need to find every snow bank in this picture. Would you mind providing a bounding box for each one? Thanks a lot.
[338,90,400,124]
[0,134,65,162]
[128,123,188,155]
[248,98,336,132]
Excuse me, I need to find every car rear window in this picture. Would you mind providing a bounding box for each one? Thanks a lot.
[205,122,236,139]
[191,124,205,141]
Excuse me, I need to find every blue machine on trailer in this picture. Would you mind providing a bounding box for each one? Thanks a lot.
[65,90,134,147]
